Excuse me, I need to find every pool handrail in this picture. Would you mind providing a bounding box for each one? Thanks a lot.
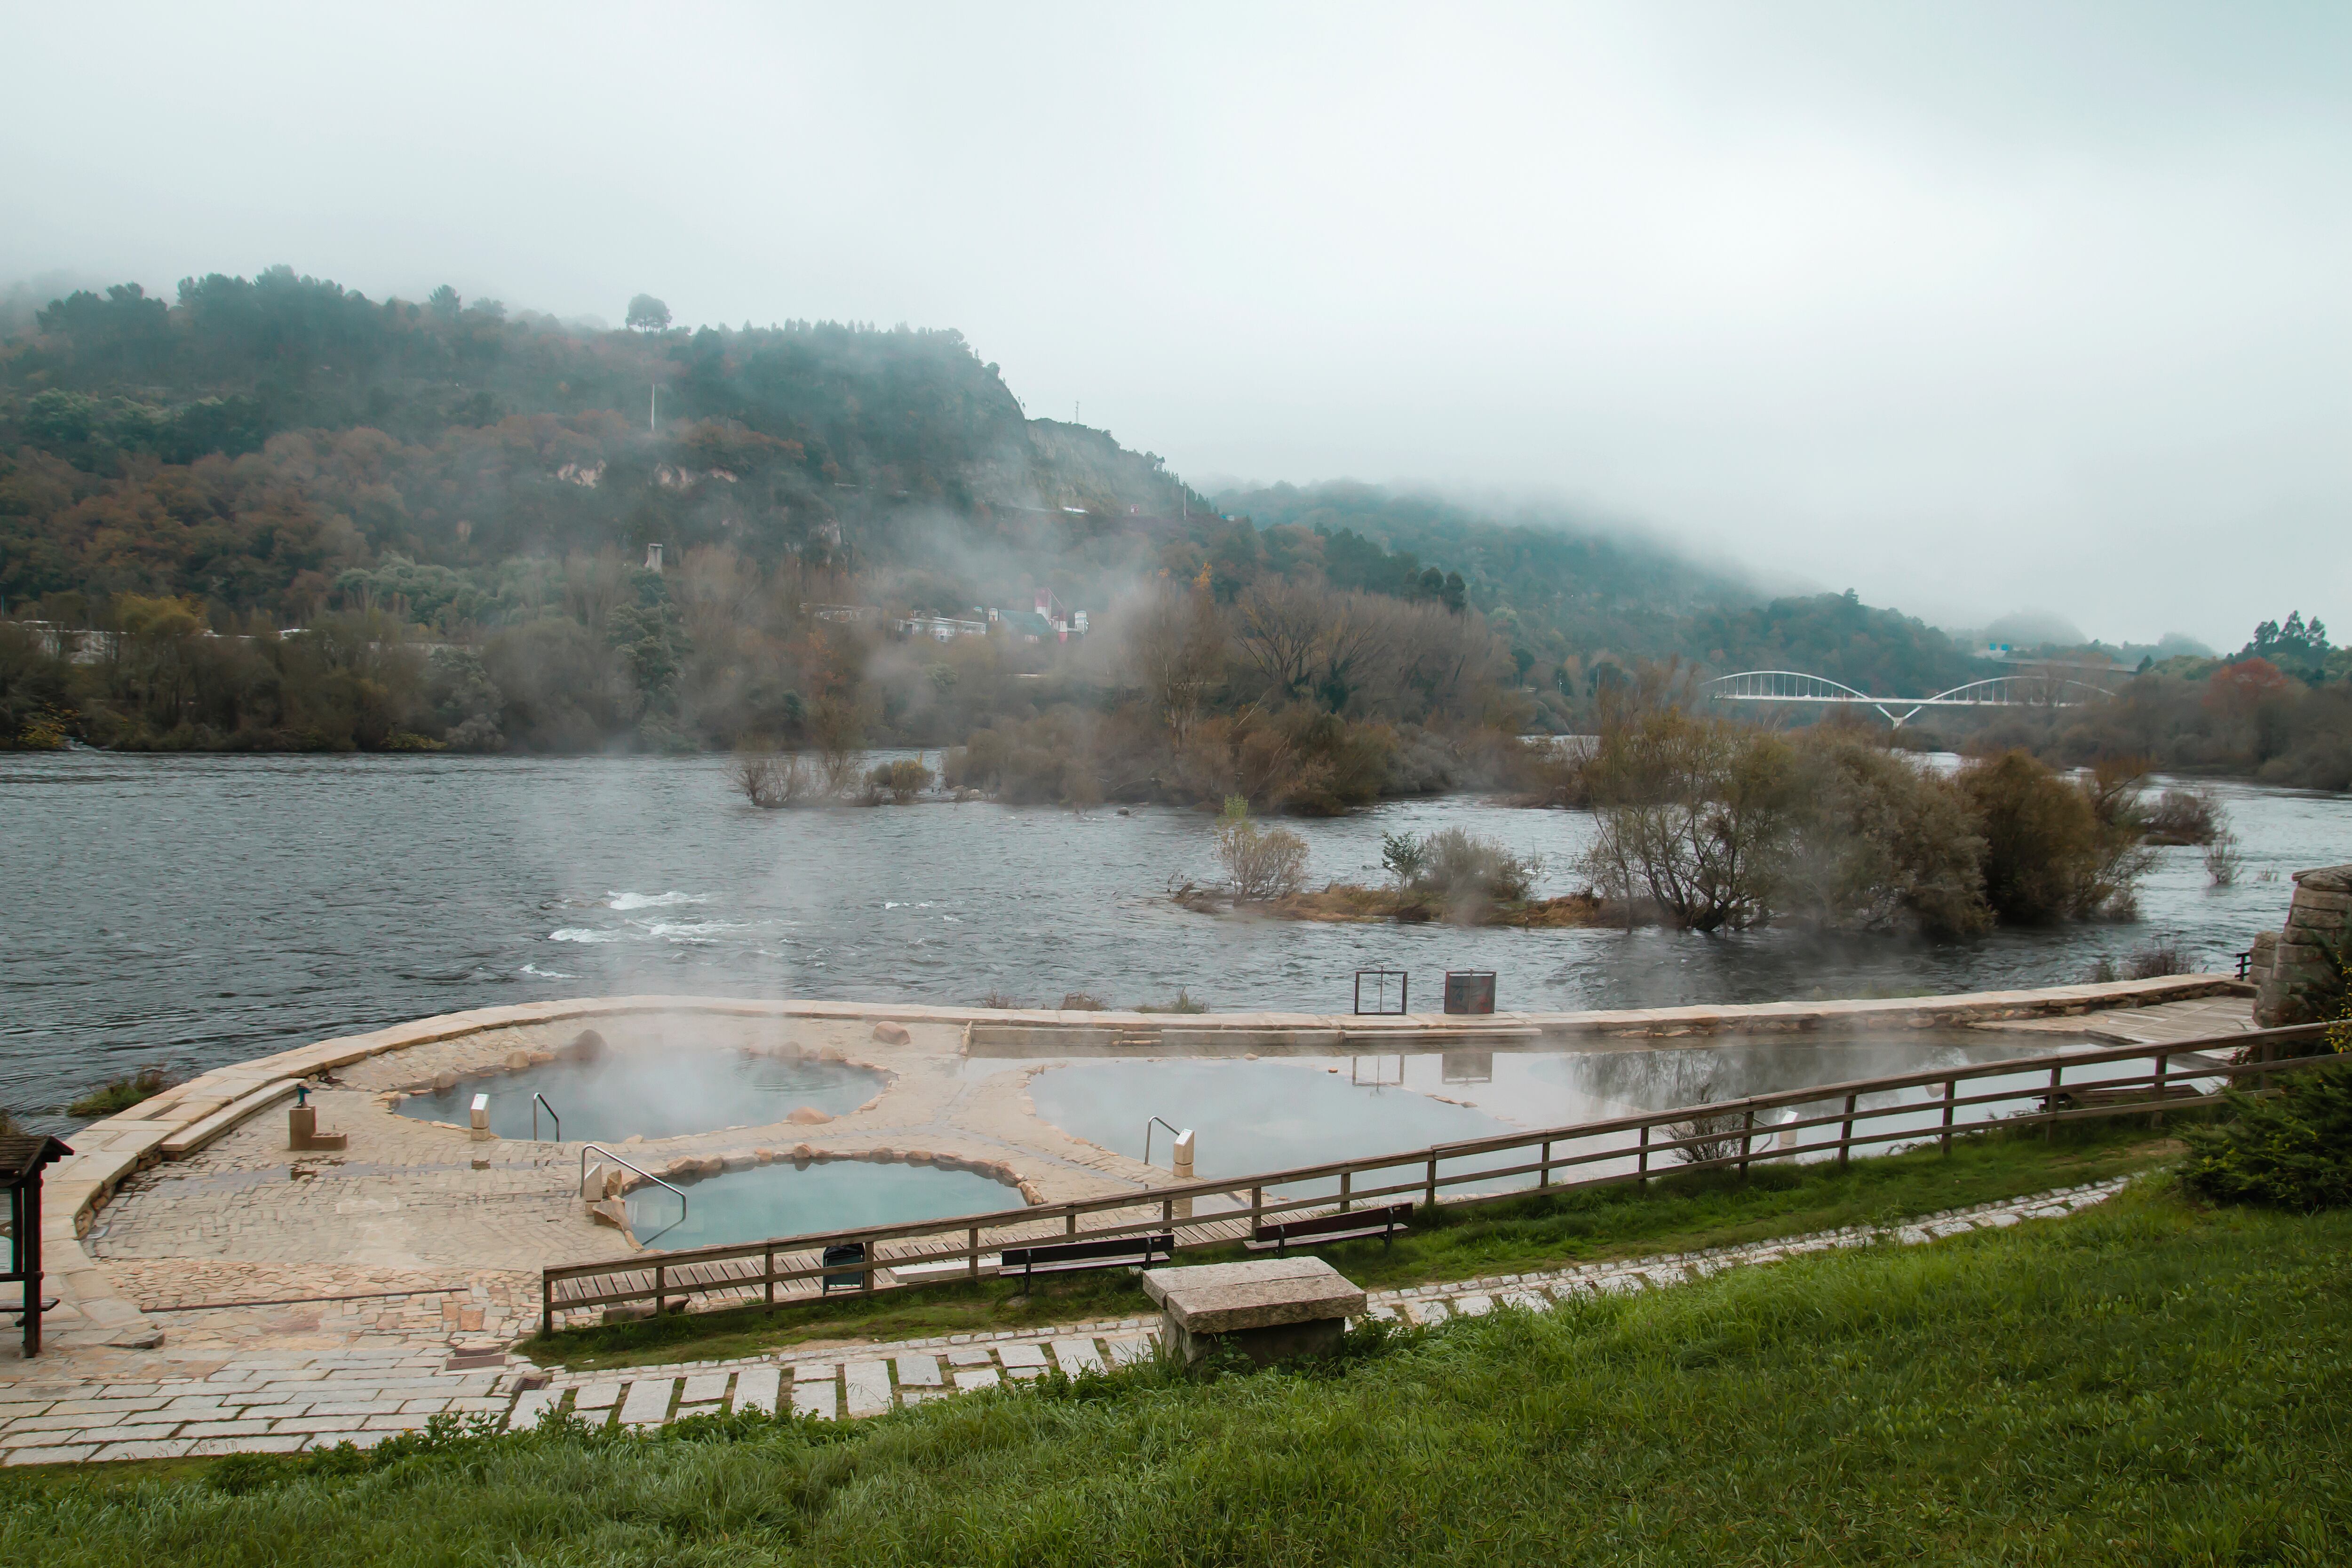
[579,1143,687,1228]
[532,1092,561,1141]
[1143,1114,1184,1173]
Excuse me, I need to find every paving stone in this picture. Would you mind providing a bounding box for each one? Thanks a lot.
[4,1413,118,1434]
[508,1388,559,1427]
[1049,1339,1104,1375]
[946,1347,993,1368]
[731,1366,783,1415]
[190,1434,309,1456]
[681,1373,730,1405]
[618,1380,675,1426]
[893,1353,943,1387]
[998,1342,1049,1373]
[93,1440,195,1461]
[574,1382,623,1410]
[1397,1299,1446,1324]
[1499,1291,1550,1311]
[842,1361,891,1417]
[1104,1335,1157,1366]
[1452,1295,1494,1318]
[954,1368,1001,1392]
[268,1415,371,1434]
[178,1419,278,1438]
[791,1375,839,1421]
[4,1445,98,1466]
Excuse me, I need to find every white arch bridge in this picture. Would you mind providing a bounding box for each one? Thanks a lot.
[1703,670,2116,728]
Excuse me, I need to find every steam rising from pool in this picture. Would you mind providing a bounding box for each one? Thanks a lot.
[396,1038,887,1142]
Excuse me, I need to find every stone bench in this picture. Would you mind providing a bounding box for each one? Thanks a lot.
[1141,1258,1367,1368]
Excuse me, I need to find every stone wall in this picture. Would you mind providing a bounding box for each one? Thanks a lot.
[2254,864,2352,1027]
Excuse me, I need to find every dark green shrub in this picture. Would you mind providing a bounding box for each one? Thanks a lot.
[2182,1060,2352,1210]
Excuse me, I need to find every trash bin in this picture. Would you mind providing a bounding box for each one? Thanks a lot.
[1443,971,1496,1014]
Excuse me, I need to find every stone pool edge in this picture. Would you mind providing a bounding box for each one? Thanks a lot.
[34,973,2245,1350]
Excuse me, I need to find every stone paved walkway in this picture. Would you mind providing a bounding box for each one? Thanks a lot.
[0,1177,2130,1466]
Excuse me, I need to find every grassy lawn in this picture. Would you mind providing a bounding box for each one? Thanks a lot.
[540,1120,2175,1372]
[2,1175,2344,1565]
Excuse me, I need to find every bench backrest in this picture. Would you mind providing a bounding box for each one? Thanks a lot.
[1255,1203,1412,1243]
[1002,1233,1174,1268]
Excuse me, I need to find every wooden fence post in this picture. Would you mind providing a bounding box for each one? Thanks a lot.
[968,1227,981,1282]
[2045,1066,2061,1143]
[1539,1139,1552,1189]
[1637,1123,1649,1183]
[1940,1077,1955,1155]
[1339,1171,1352,1213]
[1250,1186,1263,1233]
[654,1264,666,1316]
[764,1244,775,1307]
[1738,1109,1754,1178]
[1838,1094,1857,1168]
[540,1273,553,1338]
[2151,1051,2170,1129]
[1424,1155,1438,1210]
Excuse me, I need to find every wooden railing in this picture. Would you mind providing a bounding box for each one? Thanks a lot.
[540,1023,2334,1330]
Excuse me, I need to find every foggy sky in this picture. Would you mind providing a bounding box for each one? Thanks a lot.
[6,1,2346,648]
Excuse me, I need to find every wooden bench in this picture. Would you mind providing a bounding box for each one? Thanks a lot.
[1000,1233,1174,1284]
[1246,1203,1412,1255]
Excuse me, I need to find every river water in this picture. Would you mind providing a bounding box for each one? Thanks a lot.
[2,750,2342,1134]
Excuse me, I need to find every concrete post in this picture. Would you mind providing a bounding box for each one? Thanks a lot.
[470,1093,493,1142]
[1172,1129,1195,1222]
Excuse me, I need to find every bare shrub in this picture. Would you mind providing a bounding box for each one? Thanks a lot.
[978,990,1020,1009]
[1058,992,1107,1011]
[1383,827,1541,915]
[810,697,865,796]
[1214,796,1309,900]
[733,751,815,808]
[2123,939,2194,979]
[1663,1082,1746,1164]
[866,757,935,804]
[2144,787,2223,846]
[1581,708,1793,931]
[2204,828,2245,886]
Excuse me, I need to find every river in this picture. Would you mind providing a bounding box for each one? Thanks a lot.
[1,750,2341,1134]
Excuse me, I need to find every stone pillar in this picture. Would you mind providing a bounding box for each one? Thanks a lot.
[470,1093,495,1142]
[2254,864,2352,1027]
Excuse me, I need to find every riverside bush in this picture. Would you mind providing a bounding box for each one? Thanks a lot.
[1212,796,1307,899]
[2183,1060,2352,1210]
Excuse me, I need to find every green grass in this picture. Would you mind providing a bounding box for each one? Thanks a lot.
[65,1065,171,1118]
[540,1121,2175,1372]
[3,1178,2345,1565]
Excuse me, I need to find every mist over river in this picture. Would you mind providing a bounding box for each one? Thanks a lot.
[2,750,2343,1135]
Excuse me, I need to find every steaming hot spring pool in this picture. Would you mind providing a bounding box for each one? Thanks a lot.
[623,1160,1018,1250]
[393,1042,887,1143]
[1017,1033,2110,1201]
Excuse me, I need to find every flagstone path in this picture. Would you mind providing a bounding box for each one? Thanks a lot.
[0,1177,2130,1466]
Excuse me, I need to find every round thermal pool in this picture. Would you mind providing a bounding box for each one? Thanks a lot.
[394,1046,887,1142]
[625,1160,1016,1250]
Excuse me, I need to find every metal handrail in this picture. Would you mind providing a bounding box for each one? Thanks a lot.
[1144,1115,1183,1172]
[578,1143,687,1231]
[532,1093,561,1141]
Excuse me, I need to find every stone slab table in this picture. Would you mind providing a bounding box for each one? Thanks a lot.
[1142,1258,1367,1368]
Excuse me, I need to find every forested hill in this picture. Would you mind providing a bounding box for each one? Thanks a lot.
[0,268,1195,616]
[1,265,1986,728]
[1219,481,1989,699]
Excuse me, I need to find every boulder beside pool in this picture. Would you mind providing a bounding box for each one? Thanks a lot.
[1142,1257,1367,1369]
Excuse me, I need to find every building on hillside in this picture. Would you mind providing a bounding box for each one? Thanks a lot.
[893,614,988,642]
